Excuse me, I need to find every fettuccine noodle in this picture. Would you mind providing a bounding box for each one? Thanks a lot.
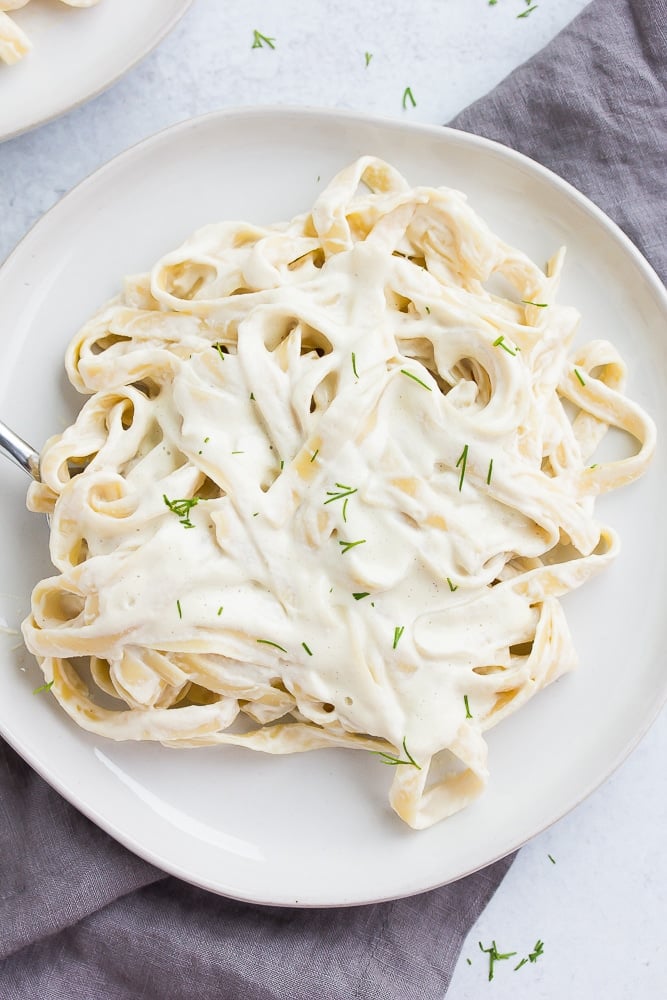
[22,157,655,828]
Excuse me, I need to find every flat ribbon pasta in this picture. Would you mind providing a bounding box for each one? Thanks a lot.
[23,157,656,829]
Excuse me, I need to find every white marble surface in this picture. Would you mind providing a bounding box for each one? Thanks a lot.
[1,1,665,998]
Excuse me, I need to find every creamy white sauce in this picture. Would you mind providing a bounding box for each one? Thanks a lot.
[22,157,656,828]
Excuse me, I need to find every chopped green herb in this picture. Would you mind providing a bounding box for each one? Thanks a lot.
[479,941,517,982]
[514,939,545,970]
[574,368,586,386]
[257,639,288,653]
[214,343,226,362]
[400,368,432,391]
[493,334,517,356]
[374,736,421,769]
[280,459,285,470]
[176,599,182,619]
[353,592,370,601]
[522,299,548,308]
[548,853,556,864]
[324,483,357,520]
[447,577,458,592]
[252,29,276,49]
[517,4,538,17]
[456,444,469,492]
[466,958,472,966]
[402,86,416,109]
[529,940,545,963]
[351,352,359,378]
[310,449,319,463]
[302,641,313,656]
[464,694,473,719]
[231,450,244,455]
[32,680,54,695]
[217,606,223,616]
[364,51,373,67]
[392,625,405,649]
[342,497,350,522]
[250,392,255,401]
[204,436,210,444]
[339,538,366,554]
[425,305,431,314]
[163,494,199,529]
[487,458,493,485]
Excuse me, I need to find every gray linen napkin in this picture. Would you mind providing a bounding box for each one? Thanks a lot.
[1,1,664,996]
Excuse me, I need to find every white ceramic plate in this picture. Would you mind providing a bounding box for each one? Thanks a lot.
[0,108,665,907]
[0,0,192,141]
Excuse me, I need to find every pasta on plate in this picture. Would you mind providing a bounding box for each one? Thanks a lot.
[0,0,99,65]
[22,157,655,829]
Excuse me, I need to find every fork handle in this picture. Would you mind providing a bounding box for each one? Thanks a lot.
[0,419,40,479]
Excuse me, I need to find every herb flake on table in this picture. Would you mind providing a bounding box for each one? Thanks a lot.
[365,51,373,67]
[402,86,416,110]
[33,680,54,695]
[517,4,538,18]
[251,30,276,49]
[515,939,545,970]
[479,941,517,981]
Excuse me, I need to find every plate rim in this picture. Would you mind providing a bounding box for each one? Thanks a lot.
[1,104,666,907]
[0,0,194,143]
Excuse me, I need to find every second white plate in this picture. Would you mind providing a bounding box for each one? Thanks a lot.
[0,107,665,906]
[0,0,192,141]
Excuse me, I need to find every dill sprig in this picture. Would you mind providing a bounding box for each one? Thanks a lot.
[256,639,288,653]
[364,51,373,67]
[522,299,548,308]
[339,538,366,554]
[487,458,494,485]
[163,494,199,529]
[402,86,416,109]
[493,334,517,356]
[574,368,586,386]
[351,352,359,378]
[176,599,182,619]
[464,694,473,719]
[400,368,432,391]
[392,625,405,649]
[456,444,469,492]
[479,941,517,981]
[353,592,370,601]
[447,577,458,592]
[374,736,421,769]
[514,939,545,970]
[302,641,313,656]
[252,29,276,49]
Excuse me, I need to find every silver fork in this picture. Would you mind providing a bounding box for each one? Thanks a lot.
[0,420,40,479]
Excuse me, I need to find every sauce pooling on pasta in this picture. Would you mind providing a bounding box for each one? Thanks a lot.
[22,157,655,828]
